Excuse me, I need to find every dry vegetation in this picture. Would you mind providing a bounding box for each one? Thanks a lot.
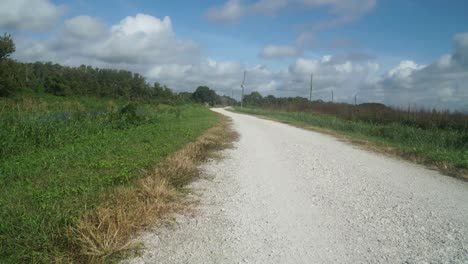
[69,114,238,263]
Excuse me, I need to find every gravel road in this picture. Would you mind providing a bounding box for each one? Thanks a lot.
[125,108,468,264]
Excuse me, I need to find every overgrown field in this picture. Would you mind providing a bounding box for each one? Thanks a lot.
[233,107,468,178]
[0,94,218,263]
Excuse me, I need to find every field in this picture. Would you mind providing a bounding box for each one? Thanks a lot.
[233,107,468,178]
[0,94,219,263]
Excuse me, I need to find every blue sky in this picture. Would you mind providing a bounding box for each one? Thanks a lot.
[49,0,468,65]
[1,0,468,110]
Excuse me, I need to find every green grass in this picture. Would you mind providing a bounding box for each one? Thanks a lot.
[0,95,217,263]
[233,107,468,176]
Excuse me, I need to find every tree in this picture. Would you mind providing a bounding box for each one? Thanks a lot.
[153,82,174,99]
[0,33,17,96]
[0,33,15,60]
[45,75,71,96]
[243,91,263,106]
[192,86,218,105]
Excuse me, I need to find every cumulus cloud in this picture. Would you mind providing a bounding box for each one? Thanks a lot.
[15,14,199,67]
[10,12,468,111]
[387,60,426,80]
[259,45,301,59]
[287,56,380,100]
[83,14,199,65]
[143,52,379,101]
[377,33,468,111]
[0,0,64,31]
[63,16,107,40]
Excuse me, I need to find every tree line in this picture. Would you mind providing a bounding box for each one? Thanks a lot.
[0,33,236,106]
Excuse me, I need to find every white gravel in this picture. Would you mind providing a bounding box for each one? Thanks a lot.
[124,108,468,264]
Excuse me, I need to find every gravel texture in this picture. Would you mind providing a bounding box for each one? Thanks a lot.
[124,108,468,264]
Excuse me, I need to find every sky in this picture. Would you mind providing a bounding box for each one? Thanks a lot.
[1,0,468,111]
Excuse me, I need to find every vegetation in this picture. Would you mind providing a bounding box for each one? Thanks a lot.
[241,92,468,131]
[192,85,236,106]
[0,33,237,263]
[0,33,15,60]
[73,114,236,263]
[0,95,220,263]
[0,33,235,106]
[234,92,468,178]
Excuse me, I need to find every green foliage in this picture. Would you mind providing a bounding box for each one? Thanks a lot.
[243,91,263,106]
[0,33,178,99]
[241,92,468,132]
[0,59,18,96]
[0,33,15,59]
[0,95,217,263]
[45,75,72,96]
[192,86,219,106]
[235,107,468,172]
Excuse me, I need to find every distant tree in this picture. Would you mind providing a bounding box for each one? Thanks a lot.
[153,82,174,99]
[0,33,17,96]
[243,91,263,106]
[0,32,179,100]
[0,33,15,60]
[45,75,71,96]
[192,86,218,105]
[177,92,193,102]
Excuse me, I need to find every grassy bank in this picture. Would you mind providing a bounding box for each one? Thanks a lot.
[0,94,219,263]
[233,107,468,179]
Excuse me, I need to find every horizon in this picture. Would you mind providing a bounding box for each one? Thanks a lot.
[1,0,467,111]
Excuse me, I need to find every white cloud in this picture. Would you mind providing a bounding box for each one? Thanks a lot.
[63,16,106,39]
[16,14,199,67]
[10,12,468,111]
[0,0,64,31]
[260,45,300,59]
[387,60,426,80]
[287,56,380,100]
[378,33,468,111]
[85,14,199,65]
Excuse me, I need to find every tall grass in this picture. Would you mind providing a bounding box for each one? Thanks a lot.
[71,117,237,263]
[0,95,218,263]
[259,101,468,132]
[235,107,468,178]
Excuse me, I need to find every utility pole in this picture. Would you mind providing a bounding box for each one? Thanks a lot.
[241,70,246,109]
[309,73,313,101]
[332,90,334,102]
[355,95,357,106]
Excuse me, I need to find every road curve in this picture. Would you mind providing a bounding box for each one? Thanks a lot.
[126,108,468,264]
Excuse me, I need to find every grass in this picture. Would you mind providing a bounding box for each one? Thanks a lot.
[232,107,468,179]
[71,115,237,263]
[0,94,226,263]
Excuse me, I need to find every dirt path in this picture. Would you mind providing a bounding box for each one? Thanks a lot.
[125,108,468,263]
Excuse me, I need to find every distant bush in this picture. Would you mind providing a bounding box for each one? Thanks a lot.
[241,92,468,132]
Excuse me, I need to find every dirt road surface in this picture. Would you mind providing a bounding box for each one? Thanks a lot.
[125,108,468,263]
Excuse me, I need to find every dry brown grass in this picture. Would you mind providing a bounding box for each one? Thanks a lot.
[68,114,238,263]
